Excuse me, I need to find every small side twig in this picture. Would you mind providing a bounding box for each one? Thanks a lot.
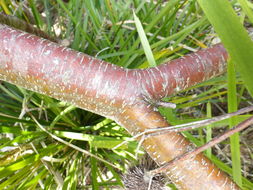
[113,105,253,150]
[145,105,253,135]
[151,116,253,175]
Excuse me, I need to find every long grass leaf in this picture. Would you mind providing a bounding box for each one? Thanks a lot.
[238,0,253,24]
[206,102,212,157]
[227,59,242,186]
[133,12,156,67]
[197,0,253,96]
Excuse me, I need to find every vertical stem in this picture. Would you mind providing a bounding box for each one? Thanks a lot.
[227,59,242,186]
[206,102,212,157]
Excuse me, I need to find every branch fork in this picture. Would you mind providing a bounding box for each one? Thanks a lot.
[0,22,244,189]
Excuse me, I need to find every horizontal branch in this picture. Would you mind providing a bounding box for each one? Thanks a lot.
[142,43,228,99]
[0,24,228,117]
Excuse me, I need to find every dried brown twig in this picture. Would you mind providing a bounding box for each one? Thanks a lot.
[113,105,253,150]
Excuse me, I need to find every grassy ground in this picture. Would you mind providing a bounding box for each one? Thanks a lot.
[0,0,253,189]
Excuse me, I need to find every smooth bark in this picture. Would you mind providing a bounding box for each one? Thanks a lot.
[0,24,239,189]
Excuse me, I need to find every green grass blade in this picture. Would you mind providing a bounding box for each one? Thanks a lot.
[55,0,99,51]
[227,59,242,187]
[0,0,11,14]
[133,11,156,67]
[238,0,253,24]
[118,0,181,67]
[50,105,76,128]
[53,130,128,149]
[206,102,212,157]
[63,157,78,190]
[145,0,180,32]
[21,169,47,189]
[197,0,253,97]
[0,144,63,178]
[90,147,99,190]
[0,164,37,189]
[28,0,43,28]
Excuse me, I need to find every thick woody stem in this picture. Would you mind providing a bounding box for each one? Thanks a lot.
[0,24,239,189]
[151,116,253,175]
[138,43,228,100]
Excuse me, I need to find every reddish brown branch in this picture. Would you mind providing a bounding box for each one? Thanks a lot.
[151,116,253,175]
[0,24,240,189]
[140,43,228,100]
